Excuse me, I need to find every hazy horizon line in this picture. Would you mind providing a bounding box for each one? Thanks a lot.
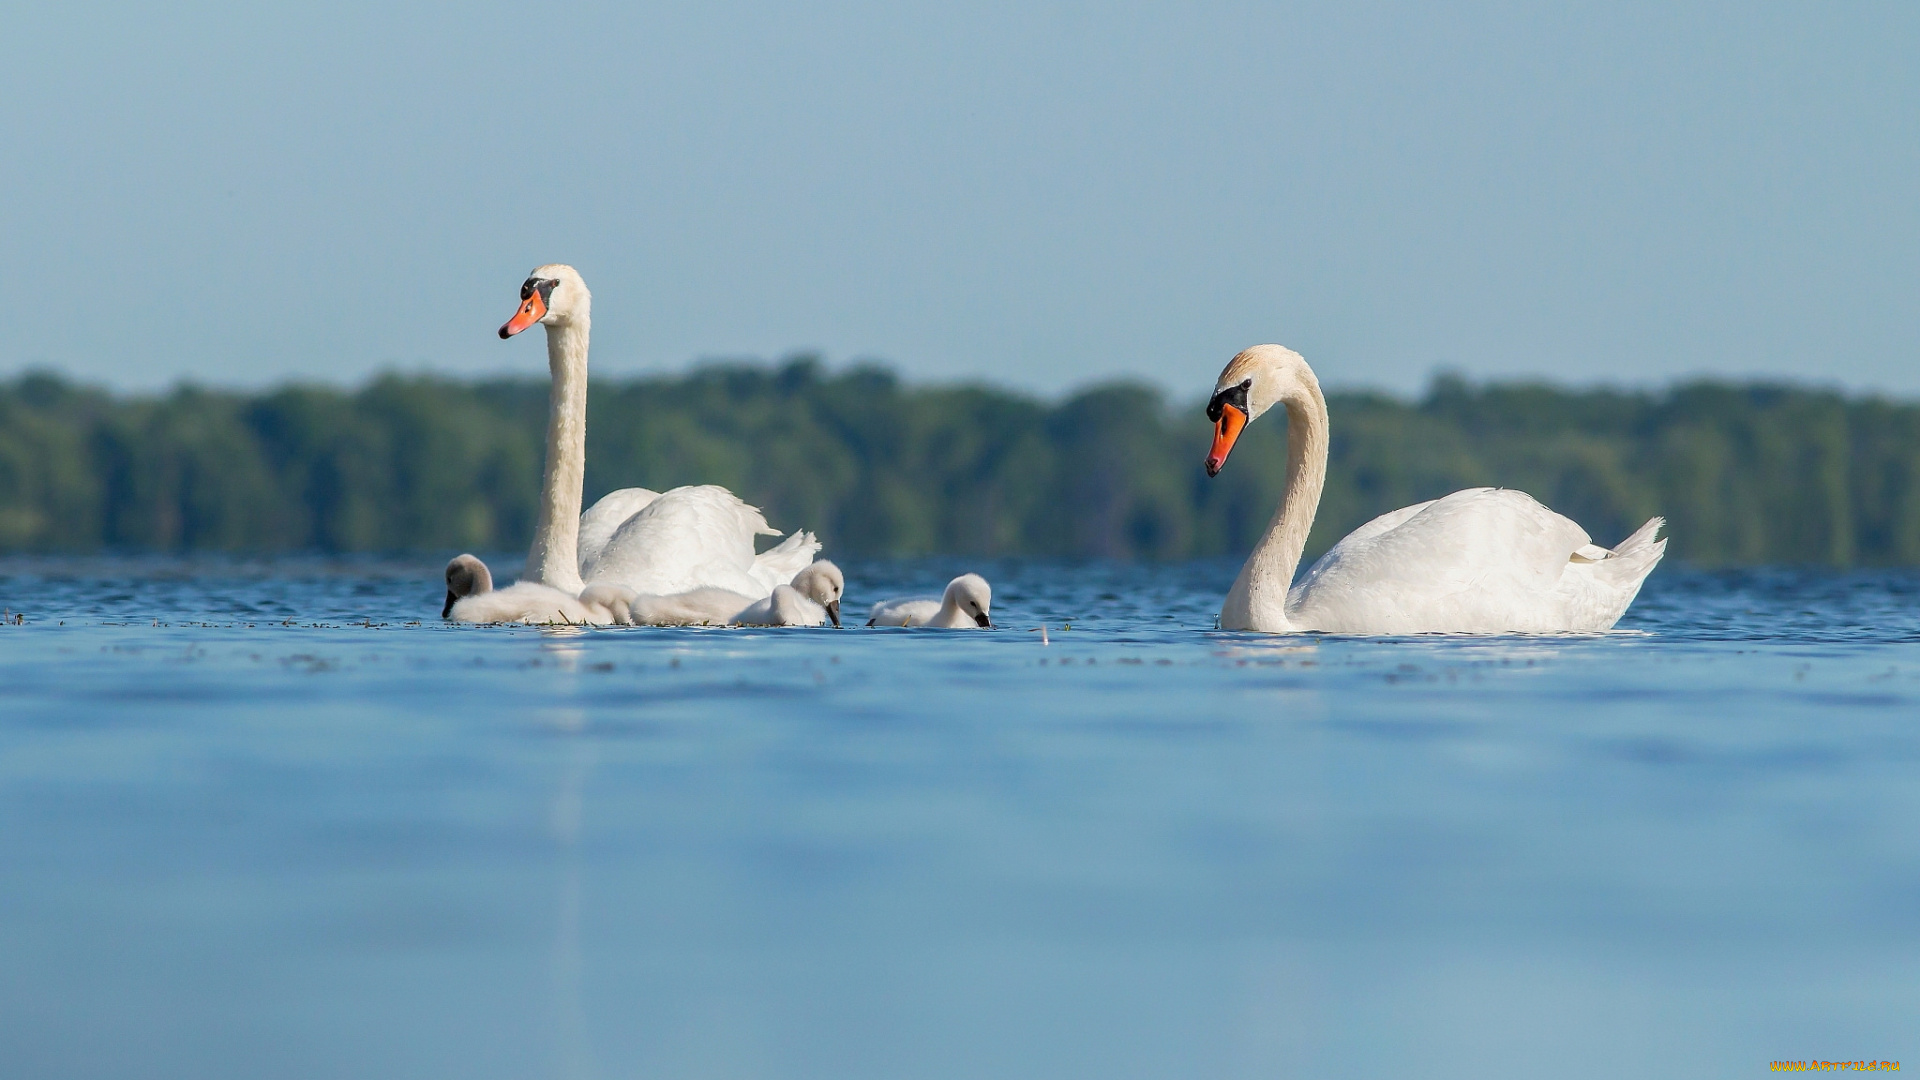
[0,353,1881,406]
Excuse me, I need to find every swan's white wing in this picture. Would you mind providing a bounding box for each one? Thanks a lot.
[1290,488,1596,633]
[1334,499,1438,547]
[747,531,823,593]
[578,487,660,579]
[584,485,774,596]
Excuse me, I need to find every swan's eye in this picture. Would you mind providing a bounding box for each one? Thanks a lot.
[1208,381,1252,422]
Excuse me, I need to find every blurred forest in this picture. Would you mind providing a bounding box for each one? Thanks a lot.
[2,357,1918,567]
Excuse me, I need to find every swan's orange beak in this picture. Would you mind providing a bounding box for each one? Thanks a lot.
[1205,404,1246,477]
[499,291,547,338]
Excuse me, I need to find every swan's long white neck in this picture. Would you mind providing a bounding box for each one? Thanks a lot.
[526,313,589,595]
[1220,374,1328,632]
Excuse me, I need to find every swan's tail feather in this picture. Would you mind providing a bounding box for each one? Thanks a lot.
[749,530,823,592]
[1595,516,1667,599]
[1612,516,1666,559]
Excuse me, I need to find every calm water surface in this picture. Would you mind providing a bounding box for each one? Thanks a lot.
[1,557,1916,1078]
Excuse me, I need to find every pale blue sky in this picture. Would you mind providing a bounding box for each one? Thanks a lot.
[2,2,1915,397]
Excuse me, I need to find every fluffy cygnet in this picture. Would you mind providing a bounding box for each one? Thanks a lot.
[732,560,845,627]
[598,584,757,626]
[866,573,993,628]
[442,553,614,625]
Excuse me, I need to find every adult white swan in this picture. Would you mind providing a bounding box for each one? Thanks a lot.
[1204,345,1666,634]
[494,264,819,602]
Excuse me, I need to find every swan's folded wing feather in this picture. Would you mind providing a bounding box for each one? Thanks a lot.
[578,487,660,579]
[1330,499,1438,548]
[584,485,772,596]
[1290,488,1597,633]
[747,531,823,593]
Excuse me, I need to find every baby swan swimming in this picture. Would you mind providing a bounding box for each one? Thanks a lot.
[733,561,845,627]
[867,573,993,628]
[443,556,845,627]
[443,553,615,625]
[601,585,755,626]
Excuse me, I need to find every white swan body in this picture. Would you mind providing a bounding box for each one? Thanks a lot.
[581,484,819,597]
[867,573,994,628]
[575,558,844,627]
[575,487,660,576]
[733,561,845,627]
[484,263,819,608]
[1205,345,1666,634]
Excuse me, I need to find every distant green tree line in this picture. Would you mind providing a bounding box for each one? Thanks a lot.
[2,359,1918,566]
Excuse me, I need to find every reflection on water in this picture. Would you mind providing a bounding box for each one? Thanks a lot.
[545,708,596,1080]
[0,557,1917,1079]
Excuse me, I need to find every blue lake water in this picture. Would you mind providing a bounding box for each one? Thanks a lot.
[1,556,1916,1078]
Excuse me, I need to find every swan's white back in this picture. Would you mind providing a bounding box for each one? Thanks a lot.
[582,484,820,597]
[1286,488,1665,634]
[577,487,660,580]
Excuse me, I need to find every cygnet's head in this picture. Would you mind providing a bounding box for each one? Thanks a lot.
[499,264,591,338]
[790,560,845,627]
[443,553,494,618]
[1204,343,1313,477]
[944,573,993,627]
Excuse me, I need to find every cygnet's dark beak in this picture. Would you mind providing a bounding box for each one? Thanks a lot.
[826,600,842,628]
[974,612,993,628]
[441,589,457,619]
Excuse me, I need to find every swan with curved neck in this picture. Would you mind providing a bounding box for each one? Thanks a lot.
[486,264,820,613]
[1205,344,1666,634]
[500,265,592,595]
